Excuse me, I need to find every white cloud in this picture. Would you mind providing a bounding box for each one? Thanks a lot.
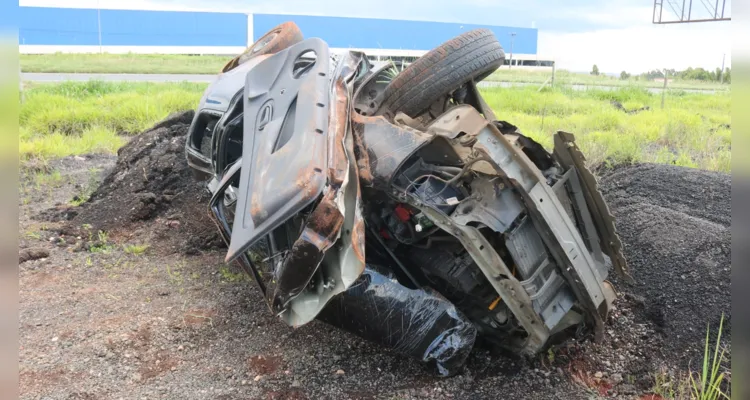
[539,22,731,73]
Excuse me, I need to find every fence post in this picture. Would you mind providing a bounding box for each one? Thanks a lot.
[551,61,556,88]
[661,68,668,109]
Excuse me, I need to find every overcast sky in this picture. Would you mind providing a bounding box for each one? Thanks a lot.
[23,0,733,73]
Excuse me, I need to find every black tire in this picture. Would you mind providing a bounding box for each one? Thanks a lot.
[379,29,505,118]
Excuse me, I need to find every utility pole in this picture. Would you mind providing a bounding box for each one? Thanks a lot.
[720,53,725,83]
[508,32,516,70]
[97,0,102,54]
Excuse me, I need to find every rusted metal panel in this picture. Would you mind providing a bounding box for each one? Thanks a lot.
[268,193,345,313]
[351,113,433,190]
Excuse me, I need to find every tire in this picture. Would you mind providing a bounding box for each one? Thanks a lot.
[379,29,505,118]
[222,22,304,72]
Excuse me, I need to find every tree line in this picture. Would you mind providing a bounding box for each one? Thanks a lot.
[590,64,731,83]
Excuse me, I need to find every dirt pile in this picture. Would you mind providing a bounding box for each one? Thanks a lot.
[61,111,224,254]
[599,163,731,371]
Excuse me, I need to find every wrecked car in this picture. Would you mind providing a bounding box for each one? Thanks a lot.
[185,22,630,376]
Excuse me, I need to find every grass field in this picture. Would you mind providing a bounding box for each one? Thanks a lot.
[21,53,232,75]
[19,81,204,159]
[484,69,728,90]
[19,81,731,172]
[21,53,729,91]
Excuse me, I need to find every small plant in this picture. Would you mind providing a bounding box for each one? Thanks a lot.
[376,60,409,84]
[33,169,63,189]
[89,230,113,253]
[651,367,688,399]
[123,243,149,255]
[24,231,42,240]
[70,168,102,206]
[218,264,248,283]
[166,264,184,286]
[689,313,729,400]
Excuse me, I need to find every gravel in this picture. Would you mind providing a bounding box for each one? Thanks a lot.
[17,115,731,399]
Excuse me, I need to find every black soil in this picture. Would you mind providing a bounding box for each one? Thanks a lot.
[60,110,224,254]
[599,163,731,370]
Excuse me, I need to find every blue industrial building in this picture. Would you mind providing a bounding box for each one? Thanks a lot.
[18,5,545,66]
[251,14,537,54]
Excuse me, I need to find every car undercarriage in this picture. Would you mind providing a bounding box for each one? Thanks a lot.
[185,23,630,376]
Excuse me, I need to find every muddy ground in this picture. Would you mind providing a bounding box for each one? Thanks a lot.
[18,114,731,400]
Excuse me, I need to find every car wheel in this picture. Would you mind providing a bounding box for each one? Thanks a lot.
[378,29,505,118]
[222,22,304,72]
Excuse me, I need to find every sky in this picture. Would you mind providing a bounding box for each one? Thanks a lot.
[22,0,733,74]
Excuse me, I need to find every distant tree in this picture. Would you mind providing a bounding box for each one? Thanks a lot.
[640,69,664,80]
[591,64,600,76]
[620,71,631,80]
[724,68,731,83]
[715,67,723,82]
[680,67,711,81]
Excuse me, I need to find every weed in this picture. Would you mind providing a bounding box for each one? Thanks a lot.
[70,167,102,206]
[89,230,113,253]
[651,368,683,399]
[24,231,42,240]
[218,264,248,283]
[165,262,186,286]
[689,313,729,400]
[123,243,150,255]
[376,60,409,84]
[33,169,64,188]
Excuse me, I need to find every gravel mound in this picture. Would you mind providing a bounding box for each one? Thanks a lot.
[599,163,731,370]
[63,111,224,254]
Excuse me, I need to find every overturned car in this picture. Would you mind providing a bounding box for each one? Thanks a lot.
[185,23,630,376]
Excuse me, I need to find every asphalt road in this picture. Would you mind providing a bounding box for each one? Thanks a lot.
[22,72,216,83]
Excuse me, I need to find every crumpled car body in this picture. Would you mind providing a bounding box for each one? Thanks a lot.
[185,25,630,376]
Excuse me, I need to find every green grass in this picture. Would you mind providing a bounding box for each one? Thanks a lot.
[21,53,233,74]
[21,53,727,91]
[481,86,731,172]
[20,81,205,160]
[123,243,150,255]
[19,81,730,173]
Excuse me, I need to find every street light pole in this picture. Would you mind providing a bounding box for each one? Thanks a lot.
[509,32,516,69]
[97,0,102,54]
